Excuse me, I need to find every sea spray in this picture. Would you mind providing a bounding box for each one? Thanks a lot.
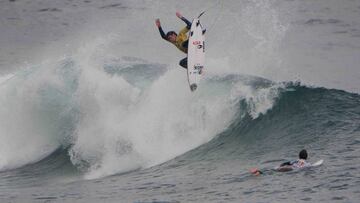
[0,60,78,171]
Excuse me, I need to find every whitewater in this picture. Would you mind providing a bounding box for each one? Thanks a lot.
[0,0,359,202]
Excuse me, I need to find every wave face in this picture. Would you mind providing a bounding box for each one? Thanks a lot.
[0,48,282,178]
[2,78,359,202]
[183,85,360,162]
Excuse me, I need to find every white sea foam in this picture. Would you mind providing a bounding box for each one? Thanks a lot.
[65,37,243,179]
[0,62,74,170]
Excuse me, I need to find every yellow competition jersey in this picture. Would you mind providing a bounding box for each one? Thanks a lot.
[172,27,189,53]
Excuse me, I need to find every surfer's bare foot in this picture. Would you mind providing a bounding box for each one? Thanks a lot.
[250,168,261,176]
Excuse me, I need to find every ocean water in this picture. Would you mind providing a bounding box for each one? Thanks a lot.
[0,0,359,202]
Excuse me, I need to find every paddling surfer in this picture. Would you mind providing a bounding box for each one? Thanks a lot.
[250,149,311,176]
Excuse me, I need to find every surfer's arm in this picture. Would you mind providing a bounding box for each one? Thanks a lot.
[158,26,168,40]
[181,17,191,29]
[276,166,293,172]
[280,161,292,167]
[176,12,191,29]
[155,19,168,41]
[280,160,297,167]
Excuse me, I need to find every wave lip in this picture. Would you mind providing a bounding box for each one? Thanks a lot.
[0,59,79,171]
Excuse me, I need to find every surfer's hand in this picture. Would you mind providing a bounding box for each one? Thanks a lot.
[155,19,161,27]
[176,12,182,19]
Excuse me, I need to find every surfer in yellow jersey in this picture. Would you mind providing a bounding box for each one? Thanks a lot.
[155,12,192,69]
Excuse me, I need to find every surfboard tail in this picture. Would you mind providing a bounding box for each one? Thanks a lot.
[190,84,197,92]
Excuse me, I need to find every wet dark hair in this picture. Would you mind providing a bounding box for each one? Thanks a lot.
[166,31,177,39]
[299,149,308,160]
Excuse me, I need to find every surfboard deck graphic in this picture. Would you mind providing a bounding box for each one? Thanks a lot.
[187,18,205,92]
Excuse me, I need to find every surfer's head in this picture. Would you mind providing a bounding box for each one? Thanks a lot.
[166,31,177,43]
[299,149,308,160]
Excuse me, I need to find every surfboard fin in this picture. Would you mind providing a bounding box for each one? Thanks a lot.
[197,11,205,18]
[202,29,206,35]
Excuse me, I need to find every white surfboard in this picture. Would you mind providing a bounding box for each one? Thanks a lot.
[274,159,324,171]
[311,159,324,167]
[187,17,205,92]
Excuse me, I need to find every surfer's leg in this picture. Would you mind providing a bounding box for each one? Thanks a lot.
[179,57,187,69]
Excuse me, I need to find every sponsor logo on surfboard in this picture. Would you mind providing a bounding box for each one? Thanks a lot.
[192,41,201,45]
[194,65,203,70]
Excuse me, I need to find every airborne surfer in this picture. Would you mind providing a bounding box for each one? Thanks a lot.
[250,149,313,176]
[155,12,191,69]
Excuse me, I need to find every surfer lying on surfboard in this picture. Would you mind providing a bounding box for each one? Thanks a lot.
[250,149,321,176]
[155,12,191,69]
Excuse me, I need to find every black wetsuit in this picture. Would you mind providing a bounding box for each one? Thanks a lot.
[158,17,192,69]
